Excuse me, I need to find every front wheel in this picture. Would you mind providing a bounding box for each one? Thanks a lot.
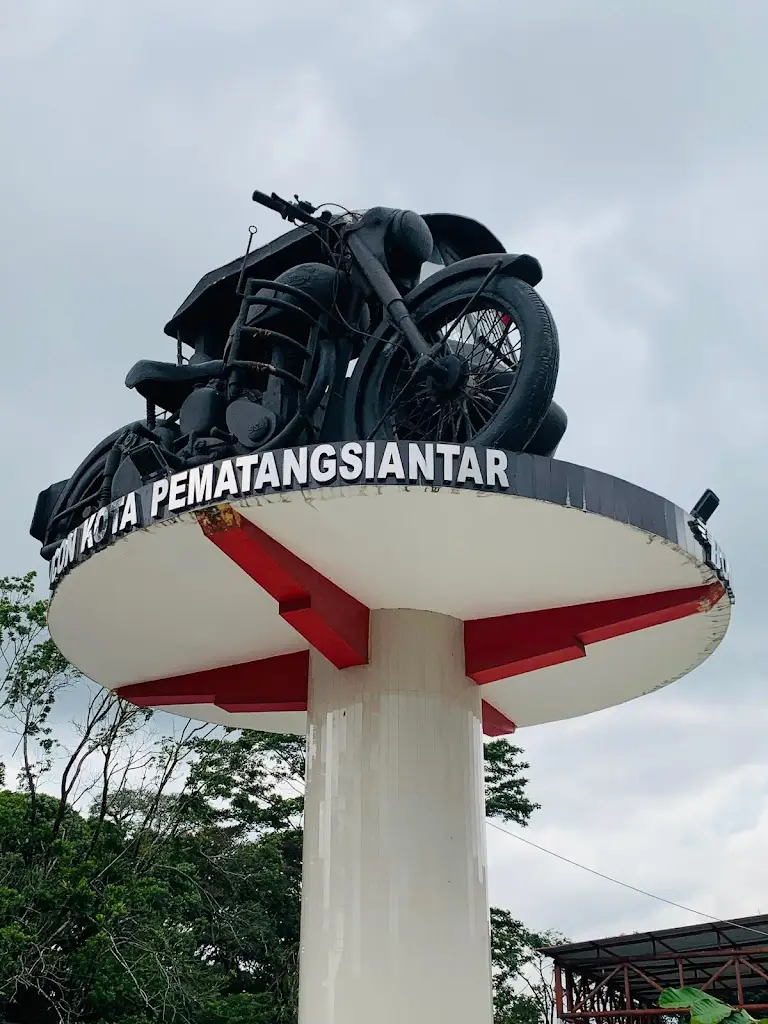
[346,271,559,450]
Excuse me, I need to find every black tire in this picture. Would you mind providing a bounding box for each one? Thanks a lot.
[43,419,180,548]
[347,271,559,450]
[44,426,128,546]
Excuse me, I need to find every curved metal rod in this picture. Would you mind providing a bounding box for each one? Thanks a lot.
[237,325,310,357]
[227,360,306,389]
[44,421,178,541]
[263,337,336,451]
[242,278,331,317]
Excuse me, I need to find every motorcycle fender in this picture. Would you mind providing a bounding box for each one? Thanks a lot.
[403,252,543,309]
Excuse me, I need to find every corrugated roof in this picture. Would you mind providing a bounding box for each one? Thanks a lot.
[543,915,768,963]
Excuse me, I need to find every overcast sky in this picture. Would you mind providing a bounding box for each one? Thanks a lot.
[2,0,767,944]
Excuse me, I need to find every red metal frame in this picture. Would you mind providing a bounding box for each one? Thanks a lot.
[552,947,768,1021]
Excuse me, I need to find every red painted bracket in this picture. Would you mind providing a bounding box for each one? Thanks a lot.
[196,506,370,669]
[116,649,309,713]
[482,701,516,736]
[465,582,725,686]
[117,654,515,736]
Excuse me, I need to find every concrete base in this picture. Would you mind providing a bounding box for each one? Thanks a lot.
[298,609,494,1024]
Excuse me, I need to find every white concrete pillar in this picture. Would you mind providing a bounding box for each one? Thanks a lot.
[298,609,493,1024]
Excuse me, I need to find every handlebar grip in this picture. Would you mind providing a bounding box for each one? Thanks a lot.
[251,188,319,226]
[251,190,287,214]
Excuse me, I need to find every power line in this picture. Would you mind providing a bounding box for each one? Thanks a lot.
[487,819,768,941]
[271,753,768,942]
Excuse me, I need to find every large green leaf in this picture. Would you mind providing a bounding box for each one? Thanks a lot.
[659,988,768,1024]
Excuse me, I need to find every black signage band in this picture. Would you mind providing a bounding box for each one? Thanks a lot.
[48,441,733,601]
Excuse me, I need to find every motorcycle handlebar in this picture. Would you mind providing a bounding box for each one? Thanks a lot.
[252,189,288,215]
[251,189,318,226]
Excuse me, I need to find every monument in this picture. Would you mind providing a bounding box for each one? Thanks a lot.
[31,191,733,1024]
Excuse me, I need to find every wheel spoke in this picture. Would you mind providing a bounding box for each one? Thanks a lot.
[375,299,529,446]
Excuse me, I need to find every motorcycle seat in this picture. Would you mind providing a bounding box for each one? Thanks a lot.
[125,359,225,413]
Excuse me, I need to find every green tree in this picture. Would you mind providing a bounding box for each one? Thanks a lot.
[491,909,565,1024]
[0,573,560,1023]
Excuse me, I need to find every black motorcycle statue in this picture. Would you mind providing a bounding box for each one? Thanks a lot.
[31,189,568,559]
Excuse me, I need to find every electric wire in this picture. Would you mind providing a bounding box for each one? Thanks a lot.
[487,818,768,941]
[272,746,768,941]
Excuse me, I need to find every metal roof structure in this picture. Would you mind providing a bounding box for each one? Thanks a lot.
[541,915,768,1020]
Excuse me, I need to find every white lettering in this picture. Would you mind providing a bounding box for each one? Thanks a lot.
[150,478,170,518]
[282,448,308,487]
[309,444,337,483]
[254,451,280,490]
[339,442,363,481]
[92,507,109,544]
[80,513,96,553]
[235,454,260,491]
[364,441,377,481]
[213,460,239,500]
[435,443,461,483]
[47,441,521,592]
[188,463,215,505]
[408,442,434,483]
[486,449,509,488]
[377,441,405,481]
[168,471,189,512]
[708,538,730,583]
[457,446,484,485]
[64,530,77,566]
[119,492,138,530]
[109,497,125,534]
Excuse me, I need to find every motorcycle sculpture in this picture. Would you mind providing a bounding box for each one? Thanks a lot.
[31,189,568,559]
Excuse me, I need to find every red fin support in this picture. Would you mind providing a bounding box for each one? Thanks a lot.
[116,649,309,712]
[465,582,725,685]
[196,505,370,669]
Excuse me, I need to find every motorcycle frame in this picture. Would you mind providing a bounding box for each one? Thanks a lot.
[235,192,548,446]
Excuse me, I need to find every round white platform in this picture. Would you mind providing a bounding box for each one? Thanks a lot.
[46,442,732,732]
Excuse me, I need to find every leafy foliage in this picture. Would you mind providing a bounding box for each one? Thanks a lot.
[0,573,558,1023]
[491,910,564,1024]
[659,988,768,1024]
[485,739,541,826]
